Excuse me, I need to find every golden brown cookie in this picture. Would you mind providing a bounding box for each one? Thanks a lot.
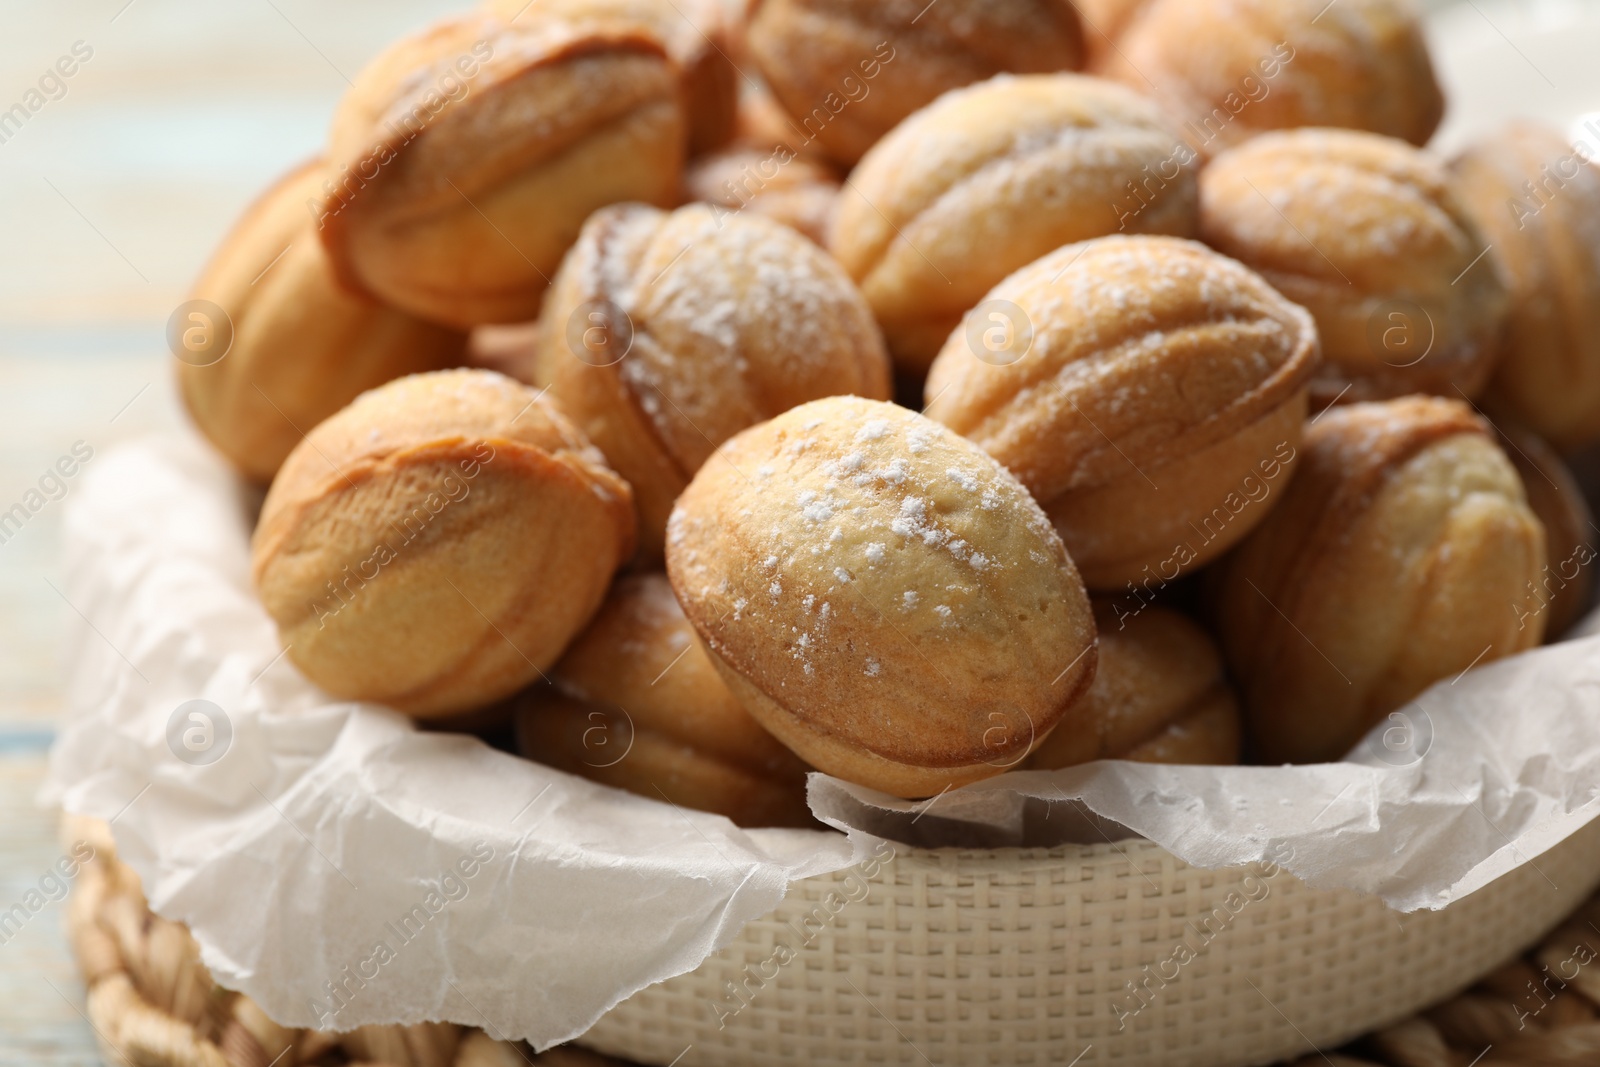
[252,369,635,718]
[924,234,1319,591]
[318,12,685,328]
[514,573,813,827]
[731,78,817,158]
[177,161,465,484]
[1452,123,1600,454]
[682,146,841,245]
[533,202,891,561]
[830,73,1199,374]
[1074,0,1153,69]
[464,321,542,384]
[1122,699,1242,765]
[1493,421,1597,640]
[1102,0,1442,155]
[1200,128,1508,407]
[1028,602,1240,768]
[727,75,882,169]
[486,0,738,154]
[746,0,1085,166]
[666,396,1098,798]
[1212,397,1547,765]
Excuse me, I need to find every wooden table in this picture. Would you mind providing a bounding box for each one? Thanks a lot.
[0,4,465,1061]
[0,0,1592,1062]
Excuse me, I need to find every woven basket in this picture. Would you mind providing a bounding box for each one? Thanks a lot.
[65,812,1600,1067]
[580,816,1600,1067]
[62,815,610,1067]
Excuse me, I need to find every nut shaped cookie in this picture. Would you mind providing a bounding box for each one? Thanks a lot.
[319,12,685,327]
[515,574,812,827]
[683,147,841,246]
[730,78,829,160]
[1028,602,1240,768]
[666,396,1098,798]
[1121,699,1242,765]
[177,161,465,484]
[831,73,1199,374]
[1102,0,1443,154]
[925,235,1319,590]
[746,0,1086,166]
[534,203,891,561]
[1452,123,1600,453]
[1213,397,1547,765]
[1200,128,1508,406]
[252,370,635,718]
[486,0,738,154]
[1074,0,1154,69]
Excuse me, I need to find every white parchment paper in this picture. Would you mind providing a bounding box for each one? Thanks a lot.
[44,437,1600,1046]
[42,436,863,1047]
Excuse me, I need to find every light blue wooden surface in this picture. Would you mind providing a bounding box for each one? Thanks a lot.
[0,4,470,1062]
[0,754,101,1067]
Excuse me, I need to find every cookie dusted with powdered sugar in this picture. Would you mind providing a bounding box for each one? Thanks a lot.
[746,0,1086,167]
[830,73,1199,374]
[925,234,1319,590]
[1200,128,1507,406]
[682,147,842,247]
[485,0,738,154]
[533,202,890,562]
[665,396,1097,799]
[1101,0,1442,153]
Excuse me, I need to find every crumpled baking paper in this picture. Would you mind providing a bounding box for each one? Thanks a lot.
[44,436,1600,1047]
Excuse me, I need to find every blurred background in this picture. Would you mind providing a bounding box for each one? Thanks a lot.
[0,0,1597,1060]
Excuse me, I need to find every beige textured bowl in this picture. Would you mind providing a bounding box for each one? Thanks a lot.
[581,816,1600,1066]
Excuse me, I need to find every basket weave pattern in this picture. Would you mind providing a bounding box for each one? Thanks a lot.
[62,816,531,1067]
[582,819,1600,1066]
[63,815,1600,1067]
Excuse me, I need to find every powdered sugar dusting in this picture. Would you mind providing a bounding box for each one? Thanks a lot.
[581,202,882,472]
[671,397,1078,684]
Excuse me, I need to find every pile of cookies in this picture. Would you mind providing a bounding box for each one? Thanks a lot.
[179,0,1600,820]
